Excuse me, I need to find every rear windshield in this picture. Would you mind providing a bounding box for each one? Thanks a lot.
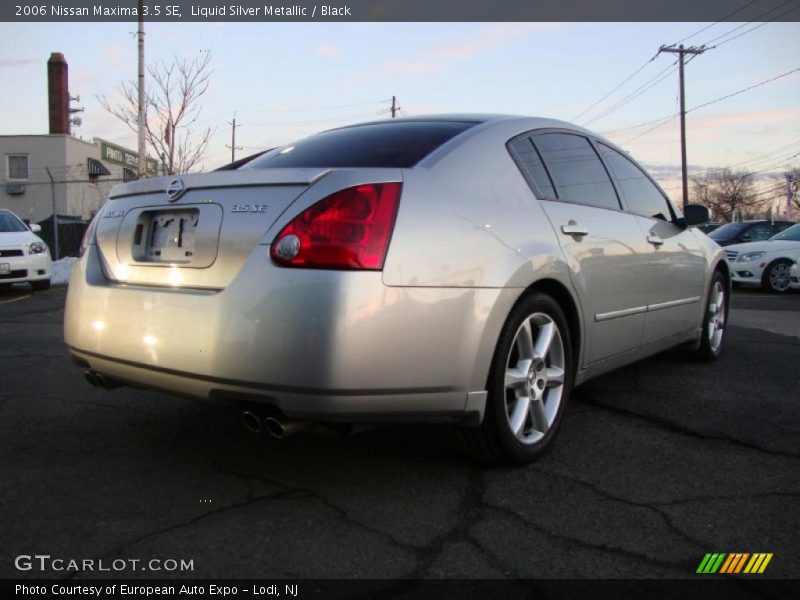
[709,222,749,241]
[243,120,478,169]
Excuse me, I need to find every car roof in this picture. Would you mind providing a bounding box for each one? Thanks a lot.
[333,113,594,135]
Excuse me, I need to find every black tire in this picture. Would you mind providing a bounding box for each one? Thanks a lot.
[691,270,728,361]
[761,259,792,294]
[31,279,51,291]
[453,292,573,465]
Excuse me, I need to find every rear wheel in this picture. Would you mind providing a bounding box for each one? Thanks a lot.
[691,271,728,361]
[761,259,792,294]
[31,279,51,291]
[453,292,573,465]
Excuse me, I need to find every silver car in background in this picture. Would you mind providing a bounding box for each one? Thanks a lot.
[64,115,729,464]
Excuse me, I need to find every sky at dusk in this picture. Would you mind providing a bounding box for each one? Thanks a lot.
[0,20,798,200]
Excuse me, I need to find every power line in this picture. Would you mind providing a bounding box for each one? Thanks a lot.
[700,0,798,48]
[571,53,658,121]
[235,100,390,114]
[615,66,800,145]
[242,110,386,128]
[689,66,800,113]
[728,141,800,169]
[581,60,678,127]
[672,0,762,45]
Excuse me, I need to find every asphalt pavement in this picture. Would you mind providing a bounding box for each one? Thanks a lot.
[0,284,798,580]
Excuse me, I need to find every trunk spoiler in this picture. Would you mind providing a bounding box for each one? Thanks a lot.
[109,168,331,200]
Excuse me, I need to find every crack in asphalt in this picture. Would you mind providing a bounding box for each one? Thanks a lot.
[527,467,718,553]
[0,353,66,359]
[199,454,514,578]
[202,461,421,556]
[732,338,800,347]
[580,396,800,459]
[0,305,65,318]
[652,490,800,507]
[62,487,301,581]
[406,468,517,579]
[484,501,688,575]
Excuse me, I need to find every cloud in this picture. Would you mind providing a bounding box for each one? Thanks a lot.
[376,22,568,78]
[0,58,38,68]
[75,69,100,89]
[315,43,339,56]
[688,108,800,131]
[381,61,439,74]
[433,23,564,61]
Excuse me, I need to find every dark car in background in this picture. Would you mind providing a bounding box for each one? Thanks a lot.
[698,222,723,235]
[708,220,795,247]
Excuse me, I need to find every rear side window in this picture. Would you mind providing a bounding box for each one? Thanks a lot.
[532,133,620,211]
[597,143,673,221]
[508,137,556,199]
[244,121,477,169]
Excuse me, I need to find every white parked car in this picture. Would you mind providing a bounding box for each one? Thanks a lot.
[724,223,800,293]
[0,209,52,290]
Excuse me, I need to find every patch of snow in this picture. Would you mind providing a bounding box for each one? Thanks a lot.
[52,257,79,286]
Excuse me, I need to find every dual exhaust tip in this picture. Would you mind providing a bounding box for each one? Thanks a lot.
[83,369,335,441]
[240,409,308,439]
[240,406,348,440]
[84,369,123,390]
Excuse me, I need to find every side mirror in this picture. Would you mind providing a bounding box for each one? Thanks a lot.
[682,204,709,228]
[30,223,42,233]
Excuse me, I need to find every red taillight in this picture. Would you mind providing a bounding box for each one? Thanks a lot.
[270,182,402,270]
[79,213,101,258]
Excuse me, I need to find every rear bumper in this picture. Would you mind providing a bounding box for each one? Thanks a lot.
[65,245,507,422]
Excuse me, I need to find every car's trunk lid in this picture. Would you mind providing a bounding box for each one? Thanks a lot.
[95,168,329,289]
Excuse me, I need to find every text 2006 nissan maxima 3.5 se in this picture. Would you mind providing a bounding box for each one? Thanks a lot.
[64,115,729,464]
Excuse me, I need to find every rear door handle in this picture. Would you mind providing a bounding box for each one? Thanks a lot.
[561,223,589,237]
[647,234,664,246]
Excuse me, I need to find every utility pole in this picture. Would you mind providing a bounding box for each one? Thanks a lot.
[226,112,243,162]
[391,95,398,118]
[137,0,146,178]
[788,173,795,221]
[658,44,706,210]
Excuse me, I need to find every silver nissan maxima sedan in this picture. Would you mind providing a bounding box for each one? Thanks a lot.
[64,115,729,464]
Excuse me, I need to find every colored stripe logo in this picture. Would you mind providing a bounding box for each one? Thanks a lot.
[696,553,773,574]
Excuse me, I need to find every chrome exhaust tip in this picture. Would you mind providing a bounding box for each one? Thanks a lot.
[240,410,264,434]
[263,416,311,439]
[84,370,98,387]
[84,369,123,390]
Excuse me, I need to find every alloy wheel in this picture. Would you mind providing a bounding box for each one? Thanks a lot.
[504,312,565,445]
[769,263,791,292]
[707,280,726,352]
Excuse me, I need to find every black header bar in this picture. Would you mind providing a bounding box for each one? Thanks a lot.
[3,0,800,22]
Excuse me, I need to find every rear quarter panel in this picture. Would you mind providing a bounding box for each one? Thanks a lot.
[381,120,571,290]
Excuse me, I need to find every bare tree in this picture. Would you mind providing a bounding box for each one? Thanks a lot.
[98,53,215,175]
[790,168,800,213]
[691,168,758,222]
